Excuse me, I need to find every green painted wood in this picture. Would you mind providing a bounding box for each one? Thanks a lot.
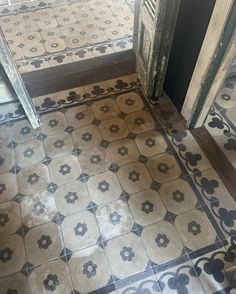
[0,63,17,103]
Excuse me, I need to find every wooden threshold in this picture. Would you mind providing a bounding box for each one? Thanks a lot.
[191,126,236,201]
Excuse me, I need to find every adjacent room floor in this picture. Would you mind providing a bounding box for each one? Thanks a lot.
[0,0,134,73]
[0,74,236,293]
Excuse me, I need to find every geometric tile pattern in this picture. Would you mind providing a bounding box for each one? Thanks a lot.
[0,74,236,293]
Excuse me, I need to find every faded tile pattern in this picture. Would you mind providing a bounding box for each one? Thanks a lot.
[0,74,236,293]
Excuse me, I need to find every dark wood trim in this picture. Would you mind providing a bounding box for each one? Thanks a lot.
[191,126,236,201]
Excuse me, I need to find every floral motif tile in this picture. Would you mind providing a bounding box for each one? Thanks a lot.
[0,201,21,238]
[24,222,64,267]
[65,104,94,129]
[0,272,30,294]
[61,210,100,252]
[99,117,129,142]
[125,110,155,134]
[117,277,161,294]
[0,145,13,174]
[72,124,102,150]
[11,119,40,143]
[41,111,68,135]
[128,189,166,227]
[91,98,120,120]
[29,259,73,294]
[116,92,144,113]
[215,84,236,109]
[0,172,17,204]
[69,245,112,293]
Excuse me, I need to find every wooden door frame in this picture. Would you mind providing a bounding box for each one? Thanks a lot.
[181,0,236,128]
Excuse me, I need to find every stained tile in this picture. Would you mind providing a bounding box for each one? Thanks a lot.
[142,220,184,265]
[108,138,140,166]
[146,153,181,183]
[96,200,134,239]
[174,209,217,251]
[66,104,94,129]
[0,172,17,204]
[91,98,120,120]
[17,163,50,195]
[159,178,198,215]
[125,110,155,134]
[14,139,45,167]
[54,180,91,217]
[48,154,82,186]
[0,201,21,238]
[106,232,149,279]
[24,222,64,267]
[0,272,30,294]
[20,190,57,228]
[61,210,100,252]
[41,112,67,135]
[44,132,74,158]
[72,124,102,150]
[99,117,129,142]
[29,259,73,294]
[117,162,152,194]
[135,130,167,157]
[116,92,144,113]
[87,170,122,205]
[128,189,166,226]
[69,245,112,293]
[0,234,26,278]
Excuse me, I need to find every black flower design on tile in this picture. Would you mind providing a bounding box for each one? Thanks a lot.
[20,126,31,135]
[221,94,231,101]
[23,148,34,158]
[90,155,102,165]
[203,258,225,282]
[82,260,97,278]
[135,117,145,125]
[208,117,224,130]
[167,273,190,293]
[185,152,202,167]
[97,180,110,192]
[109,124,120,133]
[48,119,59,128]
[65,192,78,204]
[0,213,9,227]
[44,274,59,291]
[188,221,201,235]
[128,170,140,182]
[155,233,169,248]
[37,235,52,249]
[74,222,88,236]
[0,157,4,166]
[157,163,169,173]
[54,139,65,149]
[5,287,18,294]
[218,208,236,228]
[120,246,135,262]
[200,178,219,194]
[145,138,156,148]
[117,146,128,156]
[32,201,45,215]
[172,131,187,143]
[41,97,56,109]
[28,173,40,185]
[224,138,236,151]
[100,105,110,113]
[59,164,71,175]
[172,190,185,203]
[141,201,154,214]
[0,183,6,194]
[0,247,13,263]
[82,132,92,142]
[125,98,134,106]
[76,112,85,120]
[109,212,122,225]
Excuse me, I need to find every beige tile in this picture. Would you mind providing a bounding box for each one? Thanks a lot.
[125,110,155,134]
[96,200,134,239]
[116,92,144,113]
[99,117,129,142]
[17,163,50,195]
[117,277,160,294]
[0,201,21,238]
[142,220,183,265]
[0,145,13,174]
[41,112,67,135]
[20,190,57,228]
[69,245,112,293]
[44,132,74,158]
[128,189,166,226]
[146,153,181,183]
[117,162,152,194]
[106,233,149,279]
[226,107,236,128]
[91,98,120,120]
[87,171,122,205]
[0,234,26,278]
[29,259,73,294]
[0,172,17,204]
[54,180,91,217]
[215,87,236,109]
[66,105,94,129]
[72,124,102,150]
[61,210,100,252]
[213,134,236,162]
[25,222,64,266]
[48,154,82,186]
[0,272,30,294]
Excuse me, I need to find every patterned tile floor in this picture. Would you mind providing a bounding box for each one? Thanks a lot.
[0,0,134,73]
[0,74,236,293]
[205,77,236,170]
